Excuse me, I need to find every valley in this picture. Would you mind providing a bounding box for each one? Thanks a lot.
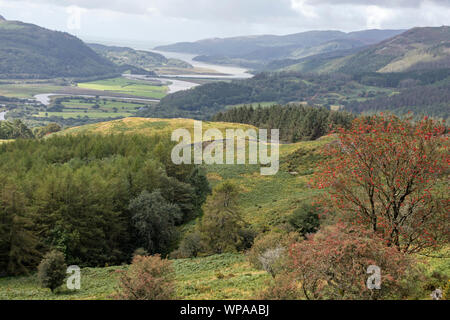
[0,10,448,304]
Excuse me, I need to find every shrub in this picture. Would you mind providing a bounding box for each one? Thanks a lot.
[257,273,302,300]
[286,223,413,300]
[115,254,175,300]
[173,231,205,258]
[37,250,67,293]
[132,248,149,258]
[247,231,299,276]
[288,203,321,237]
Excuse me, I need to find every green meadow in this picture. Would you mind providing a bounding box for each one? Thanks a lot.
[77,77,168,99]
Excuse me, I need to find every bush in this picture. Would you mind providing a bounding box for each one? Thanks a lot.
[288,203,321,237]
[115,255,175,300]
[174,231,205,258]
[285,223,413,300]
[247,231,299,277]
[257,273,302,300]
[132,248,149,258]
[37,250,67,293]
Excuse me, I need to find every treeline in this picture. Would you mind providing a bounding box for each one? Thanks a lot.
[141,70,450,120]
[0,134,210,275]
[0,120,62,139]
[0,119,34,139]
[212,104,354,142]
[344,84,450,120]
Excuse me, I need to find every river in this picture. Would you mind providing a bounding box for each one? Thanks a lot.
[151,50,253,79]
[34,50,253,105]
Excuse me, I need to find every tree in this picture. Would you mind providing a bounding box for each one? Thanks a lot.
[129,190,182,255]
[314,115,449,253]
[115,254,175,300]
[247,231,299,277]
[37,250,67,293]
[0,181,40,276]
[199,181,244,253]
[278,223,412,300]
[288,203,321,237]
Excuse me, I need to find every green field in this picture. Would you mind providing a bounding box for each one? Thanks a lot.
[31,97,152,120]
[77,78,168,99]
[0,82,64,98]
[0,253,269,300]
[34,111,133,119]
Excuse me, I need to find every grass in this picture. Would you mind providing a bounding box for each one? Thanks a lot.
[59,117,258,140]
[77,78,168,99]
[0,82,64,98]
[34,112,133,119]
[0,253,269,300]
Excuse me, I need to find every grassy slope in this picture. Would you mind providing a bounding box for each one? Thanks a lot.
[1,117,447,299]
[0,253,269,300]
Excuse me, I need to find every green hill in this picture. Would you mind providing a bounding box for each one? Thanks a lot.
[88,43,192,73]
[335,26,450,74]
[156,29,404,69]
[0,18,118,78]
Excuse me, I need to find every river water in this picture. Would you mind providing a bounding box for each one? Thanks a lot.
[151,50,253,79]
[33,50,253,105]
[0,111,6,121]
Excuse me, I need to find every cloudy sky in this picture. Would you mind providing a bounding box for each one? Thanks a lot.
[0,0,449,48]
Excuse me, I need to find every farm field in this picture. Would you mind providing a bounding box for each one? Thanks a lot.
[32,97,151,120]
[77,77,168,99]
[0,81,65,98]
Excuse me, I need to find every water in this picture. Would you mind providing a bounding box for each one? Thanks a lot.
[150,50,253,79]
[0,111,6,121]
[123,74,200,93]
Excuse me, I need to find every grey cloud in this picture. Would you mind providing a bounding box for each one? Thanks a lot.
[304,0,450,8]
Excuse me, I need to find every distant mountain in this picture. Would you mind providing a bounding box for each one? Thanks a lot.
[88,43,192,72]
[155,29,404,68]
[0,18,118,78]
[334,26,450,74]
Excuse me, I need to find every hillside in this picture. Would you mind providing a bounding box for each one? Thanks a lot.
[335,26,450,74]
[89,43,192,73]
[0,18,118,78]
[156,29,404,68]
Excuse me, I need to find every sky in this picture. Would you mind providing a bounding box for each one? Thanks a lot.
[0,0,449,48]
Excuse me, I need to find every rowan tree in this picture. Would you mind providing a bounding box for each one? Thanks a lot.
[314,115,449,253]
[286,223,412,300]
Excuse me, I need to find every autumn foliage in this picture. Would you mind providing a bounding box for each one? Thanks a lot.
[115,254,175,300]
[263,223,412,300]
[314,115,449,253]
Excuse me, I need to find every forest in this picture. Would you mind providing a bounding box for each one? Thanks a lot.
[0,134,210,275]
[212,104,354,142]
[143,70,450,120]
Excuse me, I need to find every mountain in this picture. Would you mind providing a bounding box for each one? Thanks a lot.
[335,26,450,74]
[0,18,118,78]
[88,43,192,72]
[155,29,404,68]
